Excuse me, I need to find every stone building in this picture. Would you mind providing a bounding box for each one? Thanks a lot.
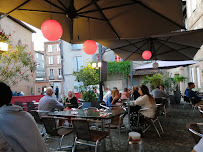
[35,51,49,95]
[44,41,63,97]
[0,16,36,95]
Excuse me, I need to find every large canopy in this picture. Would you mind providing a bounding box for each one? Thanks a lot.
[99,29,203,61]
[0,0,184,43]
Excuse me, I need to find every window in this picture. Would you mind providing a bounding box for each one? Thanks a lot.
[57,44,60,52]
[42,63,44,68]
[190,67,195,82]
[36,53,38,58]
[73,56,82,71]
[49,56,53,64]
[42,55,44,60]
[58,68,61,76]
[48,45,52,52]
[57,56,61,64]
[72,44,82,50]
[196,67,201,88]
[49,69,53,76]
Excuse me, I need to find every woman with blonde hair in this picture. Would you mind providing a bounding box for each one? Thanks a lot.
[132,85,156,118]
[65,90,78,108]
[106,88,120,107]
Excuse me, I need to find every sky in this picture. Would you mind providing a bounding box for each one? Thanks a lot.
[24,22,48,51]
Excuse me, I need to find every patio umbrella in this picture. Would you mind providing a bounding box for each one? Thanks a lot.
[99,28,203,61]
[0,0,184,43]
[134,60,199,70]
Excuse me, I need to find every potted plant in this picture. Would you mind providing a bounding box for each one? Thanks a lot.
[73,62,99,109]
[164,74,186,104]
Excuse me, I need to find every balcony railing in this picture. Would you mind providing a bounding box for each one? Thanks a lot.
[49,75,55,80]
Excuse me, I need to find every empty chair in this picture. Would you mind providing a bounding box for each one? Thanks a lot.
[78,102,83,109]
[154,98,167,117]
[102,107,126,143]
[41,116,74,150]
[26,102,36,111]
[14,101,24,107]
[72,119,111,152]
[187,123,203,144]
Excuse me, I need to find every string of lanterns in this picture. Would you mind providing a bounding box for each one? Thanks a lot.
[40,20,153,59]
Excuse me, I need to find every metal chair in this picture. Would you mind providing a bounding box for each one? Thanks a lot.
[71,119,111,152]
[187,123,203,144]
[154,98,167,117]
[78,102,83,109]
[137,105,164,137]
[26,102,37,111]
[102,107,126,143]
[41,116,74,150]
[14,101,24,108]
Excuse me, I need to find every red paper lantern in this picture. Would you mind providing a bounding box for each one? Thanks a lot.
[142,50,152,60]
[41,20,63,41]
[83,40,97,55]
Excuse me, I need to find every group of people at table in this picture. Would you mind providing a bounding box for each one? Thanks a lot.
[0,81,203,151]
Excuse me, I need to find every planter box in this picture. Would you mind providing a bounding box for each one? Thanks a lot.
[81,100,100,109]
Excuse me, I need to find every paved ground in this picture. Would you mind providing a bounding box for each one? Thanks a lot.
[43,102,203,152]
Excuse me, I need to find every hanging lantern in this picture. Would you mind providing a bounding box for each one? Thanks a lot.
[83,40,97,55]
[153,62,159,68]
[41,20,63,41]
[142,50,152,60]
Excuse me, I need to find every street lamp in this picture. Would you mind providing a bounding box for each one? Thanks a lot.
[92,62,103,103]
[0,42,8,52]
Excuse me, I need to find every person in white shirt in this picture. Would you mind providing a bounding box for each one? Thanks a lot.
[131,85,156,118]
[103,87,111,103]
[192,136,203,152]
[0,82,47,152]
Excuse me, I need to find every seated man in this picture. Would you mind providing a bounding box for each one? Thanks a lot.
[192,137,203,152]
[185,82,203,105]
[151,86,169,99]
[38,87,64,117]
[0,82,47,152]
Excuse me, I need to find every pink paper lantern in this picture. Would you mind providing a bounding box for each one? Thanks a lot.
[83,40,97,55]
[142,50,152,60]
[41,20,63,41]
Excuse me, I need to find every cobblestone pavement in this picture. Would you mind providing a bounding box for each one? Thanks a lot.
[44,103,202,152]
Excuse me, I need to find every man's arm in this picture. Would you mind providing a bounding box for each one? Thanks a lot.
[54,100,64,110]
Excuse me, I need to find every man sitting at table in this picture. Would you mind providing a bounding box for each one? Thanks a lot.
[38,87,64,117]
[185,82,203,105]
[151,86,169,99]
[0,82,47,152]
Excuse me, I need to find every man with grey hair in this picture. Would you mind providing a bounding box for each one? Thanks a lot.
[38,87,64,117]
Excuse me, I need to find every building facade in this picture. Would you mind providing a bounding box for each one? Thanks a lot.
[35,51,49,95]
[0,16,36,95]
[44,41,63,97]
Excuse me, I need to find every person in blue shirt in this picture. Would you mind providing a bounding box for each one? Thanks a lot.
[185,82,203,105]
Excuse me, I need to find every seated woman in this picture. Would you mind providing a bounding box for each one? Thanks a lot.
[132,86,140,100]
[131,85,156,118]
[65,90,78,108]
[121,88,131,101]
[106,89,120,107]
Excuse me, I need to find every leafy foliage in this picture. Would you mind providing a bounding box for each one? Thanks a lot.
[142,73,186,92]
[73,62,99,86]
[81,89,97,102]
[0,29,36,86]
[142,73,164,89]
[73,62,99,102]
[108,61,130,78]
[0,45,36,86]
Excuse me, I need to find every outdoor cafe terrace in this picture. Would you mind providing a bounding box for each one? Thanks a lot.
[30,101,202,152]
